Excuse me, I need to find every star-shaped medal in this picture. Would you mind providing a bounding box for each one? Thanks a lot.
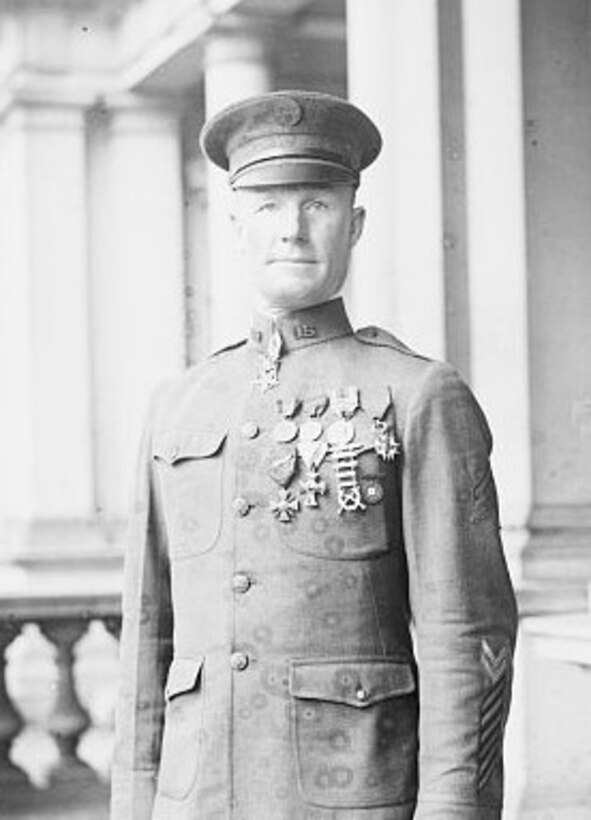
[373,420,401,461]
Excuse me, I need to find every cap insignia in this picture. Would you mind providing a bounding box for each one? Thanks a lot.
[273,95,304,128]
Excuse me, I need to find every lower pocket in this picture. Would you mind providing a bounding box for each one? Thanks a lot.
[290,657,418,808]
[157,656,205,801]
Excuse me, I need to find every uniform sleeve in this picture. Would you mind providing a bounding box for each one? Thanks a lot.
[110,393,173,820]
[401,362,518,820]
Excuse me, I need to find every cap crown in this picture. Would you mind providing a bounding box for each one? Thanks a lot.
[200,90,382,188]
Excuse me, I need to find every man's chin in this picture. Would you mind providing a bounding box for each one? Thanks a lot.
[259,290,322,313]
[259,275,319,308]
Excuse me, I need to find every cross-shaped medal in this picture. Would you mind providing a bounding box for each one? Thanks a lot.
[269,488,300,523]
[253,359,279,392]
[253,325,283,392]
[373,420,401,461]
[299,472,327,507]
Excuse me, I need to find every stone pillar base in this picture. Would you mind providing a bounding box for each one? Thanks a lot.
[513,614,591,818]
[522,505,591,589]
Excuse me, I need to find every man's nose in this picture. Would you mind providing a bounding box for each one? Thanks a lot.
[279,204,307,243]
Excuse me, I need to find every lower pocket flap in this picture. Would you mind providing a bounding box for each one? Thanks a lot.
[165,656,204,701]
[289,657,415,708]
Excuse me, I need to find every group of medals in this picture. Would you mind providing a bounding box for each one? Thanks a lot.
[258,386,401,524]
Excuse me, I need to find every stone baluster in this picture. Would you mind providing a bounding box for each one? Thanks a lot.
[0,620,28,787]
[40,618,95,785]
[103,614,122,642]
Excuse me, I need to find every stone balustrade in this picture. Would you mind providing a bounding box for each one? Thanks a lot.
[0,592,121,817]
[1,586,591,818]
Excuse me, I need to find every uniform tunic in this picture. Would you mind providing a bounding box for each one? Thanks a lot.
[111,298,517,820]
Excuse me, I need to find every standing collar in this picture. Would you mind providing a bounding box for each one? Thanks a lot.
[249,298,353,355]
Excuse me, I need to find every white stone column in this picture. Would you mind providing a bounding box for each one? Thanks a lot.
[88,96,185,532]
[346,0,445,359]
[0,98,97,561]
[520,0,591,587]
[203,31,272,351]
[461,0,531,565]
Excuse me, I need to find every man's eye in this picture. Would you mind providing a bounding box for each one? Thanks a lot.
[305,200,328,211]
[255,201,276,213]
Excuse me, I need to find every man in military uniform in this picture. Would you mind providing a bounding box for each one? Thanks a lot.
[111,91,518,820]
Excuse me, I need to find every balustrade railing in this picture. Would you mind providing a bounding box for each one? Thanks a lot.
[0,592,121,817]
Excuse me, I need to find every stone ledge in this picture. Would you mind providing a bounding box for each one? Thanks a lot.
[0,517,124,569]
[516,581,589,617]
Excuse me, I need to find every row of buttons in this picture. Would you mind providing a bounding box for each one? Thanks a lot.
[232,424,256,676]
[231,564,252,670]
[236,421,258,521]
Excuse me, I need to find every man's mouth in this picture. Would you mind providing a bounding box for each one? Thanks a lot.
[267,258,316,264]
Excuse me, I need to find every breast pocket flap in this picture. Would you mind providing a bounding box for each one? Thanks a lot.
[165,656,204,702]
[153,430,227,466]
[289,657,415,709]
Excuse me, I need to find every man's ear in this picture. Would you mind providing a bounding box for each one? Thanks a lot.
[349,205,366,249]
[229,197,245,247]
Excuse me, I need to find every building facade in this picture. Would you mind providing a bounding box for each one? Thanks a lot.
[0,0,590,816]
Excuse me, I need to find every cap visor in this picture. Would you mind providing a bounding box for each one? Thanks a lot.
[231,157,358,188]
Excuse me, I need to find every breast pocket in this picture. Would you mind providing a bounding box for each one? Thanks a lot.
[157,656,205,801]
[279,445,393,561]
[289,657,418,808]
[153,429,227,558]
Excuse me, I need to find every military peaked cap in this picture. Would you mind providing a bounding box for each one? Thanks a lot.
[199,90,382,188]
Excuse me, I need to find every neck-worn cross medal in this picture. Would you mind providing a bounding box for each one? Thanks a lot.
[253,325,283,392]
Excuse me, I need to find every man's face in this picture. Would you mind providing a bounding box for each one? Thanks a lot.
[232,183,366,313]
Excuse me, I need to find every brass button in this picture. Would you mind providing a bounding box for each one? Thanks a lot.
[355,687,369,703]
[232,572,252,594]
[232,497,251,517]
[230,651,249,671]
[240,421,259,439]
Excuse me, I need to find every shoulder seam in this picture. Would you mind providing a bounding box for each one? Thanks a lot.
[354,326,430,361]
[209,338,248,359]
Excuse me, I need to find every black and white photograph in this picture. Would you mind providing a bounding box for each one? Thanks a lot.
[0,1,590,818]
